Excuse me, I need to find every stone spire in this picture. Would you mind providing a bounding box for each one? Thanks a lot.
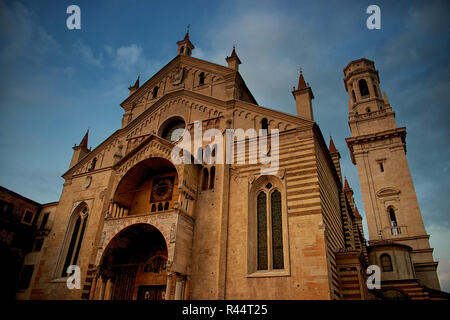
[226,45,242,71]
[292,70,314,120]
[329,136,342,182]
[128,76,140,96]
[70,129,90,168]
[177,26,195,56]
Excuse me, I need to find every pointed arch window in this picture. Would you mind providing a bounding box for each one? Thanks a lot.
[61,206,89,277]
[380,254,393,272]
[256,187,284,271]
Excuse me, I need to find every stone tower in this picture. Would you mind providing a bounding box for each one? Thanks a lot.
[344,58,440,290]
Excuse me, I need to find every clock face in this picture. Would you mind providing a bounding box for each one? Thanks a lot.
[150,177,174,202]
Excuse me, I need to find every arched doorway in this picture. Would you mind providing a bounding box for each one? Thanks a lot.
[99,223,168,300]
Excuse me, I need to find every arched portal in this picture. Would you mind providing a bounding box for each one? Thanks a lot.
[99,223,168,300]
[111,157,178,217]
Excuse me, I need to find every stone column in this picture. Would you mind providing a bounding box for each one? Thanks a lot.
[89,276,97,300]
[165,272,173,300]
[95,277,105,300]
[174,275,184,300]
[104,278,113,300]
[183,275,189,300]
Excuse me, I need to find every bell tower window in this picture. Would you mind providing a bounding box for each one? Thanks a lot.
[358,79,369,97]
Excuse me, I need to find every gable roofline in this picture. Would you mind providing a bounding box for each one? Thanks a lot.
[121,54,258,109]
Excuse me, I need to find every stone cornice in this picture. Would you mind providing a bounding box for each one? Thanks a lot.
[346,127,407,164]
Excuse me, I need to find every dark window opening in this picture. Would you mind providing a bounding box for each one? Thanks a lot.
[379,162,384,172]
[389,208,397,227]
[261,118,268,133]
[89,157,97,171]
[366,107,371,113]
[202,168,209,191]
[199,72,205,85]
[180,46,184,54]
[187,47,191,55]
[157,203,163,211]
[380,254,393,272]
[39,213,49,230]
[151,204,156,212]
[152,86,159,99]
[164,202,169,211]
[23,210,34,224]
[0,201,14,218]
[271,190,284,269]
[358,79,370,96]
[209,166,215,189]
[257,192,268,270]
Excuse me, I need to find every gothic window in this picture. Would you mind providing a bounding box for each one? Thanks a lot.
[379,162,384,172]
[202,168,209,191]
[358,79,369,96]
[61,206,88,277]
[152,86,159,99]
[180,46,184,54]
[380,254,393,272]
[158,203,163,211]
[256,186,285,271]
[199,72,205,85]
[209,166,215,189]
[164,202,169,211]
[187,47,191,55]
[151,204,156,212]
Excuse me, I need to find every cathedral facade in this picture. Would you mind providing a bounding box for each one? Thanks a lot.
[25,33,443,300]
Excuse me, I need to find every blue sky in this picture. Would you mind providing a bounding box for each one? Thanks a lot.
[1,0,449,291]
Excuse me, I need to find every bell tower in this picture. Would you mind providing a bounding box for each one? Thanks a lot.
[344,58,440,290]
